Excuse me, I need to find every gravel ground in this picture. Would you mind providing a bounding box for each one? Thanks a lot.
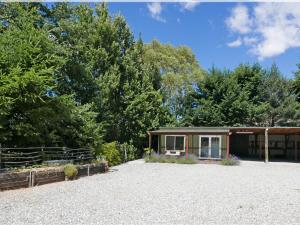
[1,160,300,225]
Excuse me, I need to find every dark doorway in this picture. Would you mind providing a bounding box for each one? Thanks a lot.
[230,134,250,158]
[151,135,158,152]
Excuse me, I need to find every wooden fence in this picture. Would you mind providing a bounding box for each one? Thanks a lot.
[0,147,93,170]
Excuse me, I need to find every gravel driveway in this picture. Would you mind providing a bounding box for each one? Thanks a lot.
[1,160,300,225]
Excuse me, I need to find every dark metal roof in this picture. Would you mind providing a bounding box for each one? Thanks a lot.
[149,127,230,134]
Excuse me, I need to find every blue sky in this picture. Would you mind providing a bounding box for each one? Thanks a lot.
[107,2,300,78]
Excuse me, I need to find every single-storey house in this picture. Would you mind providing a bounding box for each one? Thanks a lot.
[147,127,300,162]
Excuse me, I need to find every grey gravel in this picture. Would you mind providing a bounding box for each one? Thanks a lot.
[1,160,300,225]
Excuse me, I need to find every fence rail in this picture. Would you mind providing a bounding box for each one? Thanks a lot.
[0,147,93,170]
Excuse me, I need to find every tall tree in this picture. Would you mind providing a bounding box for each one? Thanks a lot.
[144,40,205,122]
[259,64,300,126]
[49,4,169,151]
[293,63,300,101]
[0,3,102,148]
[191,67,252,126]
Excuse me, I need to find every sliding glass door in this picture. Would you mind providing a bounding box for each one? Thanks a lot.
[199,136,221,159]
[200,137,209,158]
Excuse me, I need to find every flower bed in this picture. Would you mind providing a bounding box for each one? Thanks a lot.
[221,155,240,166]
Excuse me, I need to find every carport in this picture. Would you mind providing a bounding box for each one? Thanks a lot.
[229,127,300,162]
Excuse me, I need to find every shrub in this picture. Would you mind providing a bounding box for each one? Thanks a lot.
[143,147,153,157]
[145,154,197,164]
[64,164,78,179]
[119,142,137,162]
[101,142,121,166]
[221,154,240,166]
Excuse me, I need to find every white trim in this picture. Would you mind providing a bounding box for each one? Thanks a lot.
[165,135,186,152]
[199,135,222,159]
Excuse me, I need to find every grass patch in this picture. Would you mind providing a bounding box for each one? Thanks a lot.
[221,155,240,166]
[64,164,78,179]
[145,154,198,164]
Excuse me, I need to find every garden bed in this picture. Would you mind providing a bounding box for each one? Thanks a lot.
[0,162,108,191]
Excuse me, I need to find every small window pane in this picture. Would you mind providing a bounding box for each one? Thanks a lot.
[166,136,175,150]
[175,136,185,150]
[211,137,220,158]
[200,137,209,157]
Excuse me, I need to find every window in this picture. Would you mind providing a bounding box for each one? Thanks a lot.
[166,136,185,151]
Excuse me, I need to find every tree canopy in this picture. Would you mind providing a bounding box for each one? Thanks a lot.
[1,2,300,156]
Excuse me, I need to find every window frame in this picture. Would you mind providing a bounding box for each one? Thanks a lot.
[165,135,186,152]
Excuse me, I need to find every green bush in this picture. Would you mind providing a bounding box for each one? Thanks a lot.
[143,147,153,157]
[101,142,121,166]
[64,164,78,179]
[145,154,198,164]
[120,142,137,162]
[221,155,240,166]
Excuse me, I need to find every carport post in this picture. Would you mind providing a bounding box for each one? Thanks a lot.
[226,133,230,159]
[185,134,189,159]
[259,135,262,159]
[148,132,152,150]
[265,128,269,163]
[295,134,298,161]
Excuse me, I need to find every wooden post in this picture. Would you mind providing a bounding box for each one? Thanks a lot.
[148,132,152,150]
[31,171,35,187]
[157,135,160,154]
[259,135,262,159]
[28,171,32,187]
[265,128,269,163]
[124,147,127,162]
[186,135,189,159]
[284,135,288,159]
[41,146,45,163]
[254,134,257,157]
[226,133,230,159]
[295,134,298,161]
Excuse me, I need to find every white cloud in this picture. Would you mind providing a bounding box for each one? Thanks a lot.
[147,2,166,23]
[227,38,242,48]
[147,2,200,23]
[226,3,300,60]
[180,1,200,11]
[243,37,258,46]
[226,5,252,34]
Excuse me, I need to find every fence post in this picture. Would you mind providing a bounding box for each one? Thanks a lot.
[63,146,67,160]
[124,147,127,162]
[31,171,35,187]
[41,146,44,163]
[28,171,32,187]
